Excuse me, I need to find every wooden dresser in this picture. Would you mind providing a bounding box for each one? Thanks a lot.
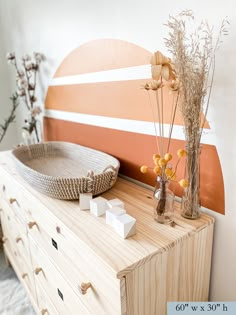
[0,151,214,315]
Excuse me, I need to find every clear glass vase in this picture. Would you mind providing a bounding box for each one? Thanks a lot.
[181,146,201,219]
[154,177,175,224]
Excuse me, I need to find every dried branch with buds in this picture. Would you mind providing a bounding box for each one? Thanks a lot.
[0,93,19,144]
[139,51,188,220]
[6,52,45,143]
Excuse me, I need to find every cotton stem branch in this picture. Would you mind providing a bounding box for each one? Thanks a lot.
[0,94,19,143]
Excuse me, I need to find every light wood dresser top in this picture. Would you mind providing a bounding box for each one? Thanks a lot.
[0,150,214,279]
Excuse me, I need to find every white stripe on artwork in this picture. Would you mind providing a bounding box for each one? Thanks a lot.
[49,64,151,86]
[44,109,216,146]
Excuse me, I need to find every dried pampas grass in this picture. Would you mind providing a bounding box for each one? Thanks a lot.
[164,10,229,218]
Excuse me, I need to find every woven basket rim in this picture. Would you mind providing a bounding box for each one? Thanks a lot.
[11,141,120,181]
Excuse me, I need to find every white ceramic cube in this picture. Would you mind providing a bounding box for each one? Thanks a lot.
[90,196,108,217]
[106,207,126,227]
[113,214,136,239]
[79,193,92,210]
[107,198,125,209]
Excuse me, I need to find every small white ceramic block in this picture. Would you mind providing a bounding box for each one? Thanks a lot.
[113,214,136,239]
[79,193,92,210]
[107,198,125,209]
[90,196,108,217]
[105,207,126,227]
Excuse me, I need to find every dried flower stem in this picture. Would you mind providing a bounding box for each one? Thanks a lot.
[7,52,45,142]
[142,51,185,222]
[155,90,164,156]
[160,79,164,140]
[165,10,228,218]
[167,91,179,152]
[199,56,215,140]
[147,92,160,153]
[0,94,19,143]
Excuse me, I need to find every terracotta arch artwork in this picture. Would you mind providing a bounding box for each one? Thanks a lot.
[44,38,225,214]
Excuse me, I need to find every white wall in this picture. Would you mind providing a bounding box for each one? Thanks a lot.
[0,40,18,149]
[0,0,235,301]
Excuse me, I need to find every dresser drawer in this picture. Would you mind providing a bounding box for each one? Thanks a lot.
[2,237,21,269]
[0,178,26,227]
[30,237,91,315]
[0,199,30,261]
[0,205,9,239]
[18,256,37,302]
[0,197,36,303]
[1,207,22,270]
[3,238,38,311]
[36,282,60,315]
[25,198,123,314]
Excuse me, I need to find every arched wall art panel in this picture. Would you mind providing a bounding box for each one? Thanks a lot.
[44,39,224,214]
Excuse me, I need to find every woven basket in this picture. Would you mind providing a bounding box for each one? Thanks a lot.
[11,142,120,200]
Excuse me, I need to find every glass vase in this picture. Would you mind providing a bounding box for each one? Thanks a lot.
[154,178,175,224]
[181,146,201,219]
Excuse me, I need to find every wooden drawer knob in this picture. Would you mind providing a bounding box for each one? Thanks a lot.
[79,282,91,295]
[34,267,43,275]
[9,197,17,204]
[16,237,22,243]
[28,221,37,229]
[22,273,28,279]
[2,237,8,243]
[41,310,48,315]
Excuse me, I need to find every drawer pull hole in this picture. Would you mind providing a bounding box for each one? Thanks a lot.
[57,288,64,300]
[28,221,37,229]
[51,238,58,250]
[2,185,6,192]
[34,267,43,275]
[9,198,17,204]
[22,273,28,279]
[79,282,92,295]
[41,309,48,315]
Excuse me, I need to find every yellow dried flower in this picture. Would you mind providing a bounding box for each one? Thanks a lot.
[153,165,161,174]
[140,165,148,174]
[177,149,187,158]
[164,153,172,161]
[158,158,167,167]
[165,168,173,177]
[154,158,161,166]
[153,153,161,161]
[179,179,189,188]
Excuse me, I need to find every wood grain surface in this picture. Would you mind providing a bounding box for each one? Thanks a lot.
[0,150,215,314]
